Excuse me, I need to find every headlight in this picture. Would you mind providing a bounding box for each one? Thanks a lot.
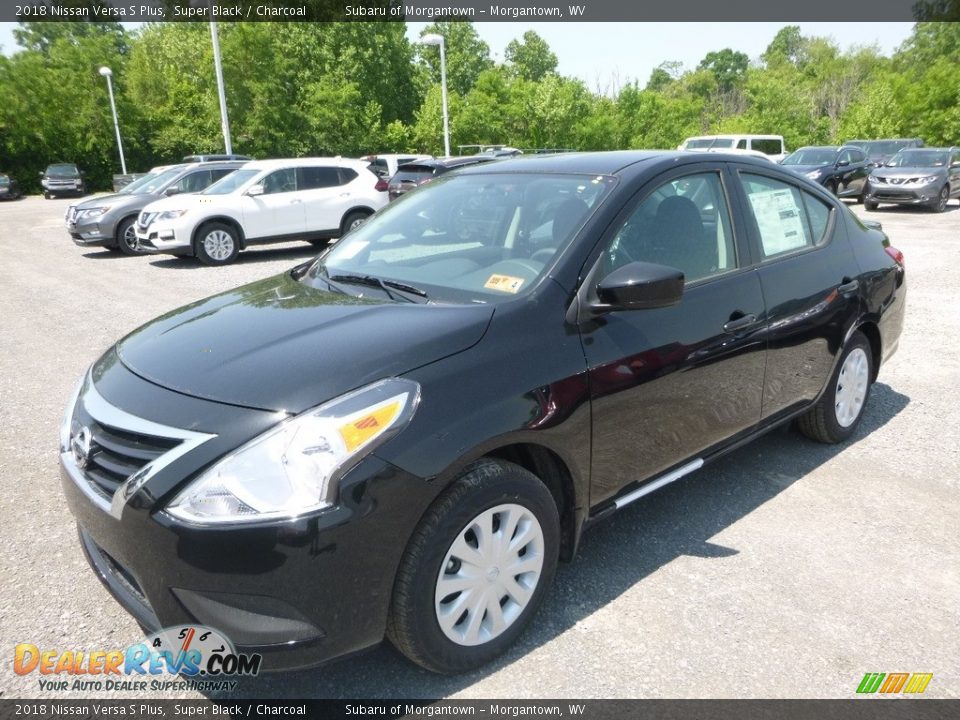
[156,209,188,221]
[78,206,110,219]
[59,372,87,453]
[915,175,938,184]
[166,378,421,525]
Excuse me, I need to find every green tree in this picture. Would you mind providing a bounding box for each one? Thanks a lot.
[415,22,493,97]
[697,48,749,92]
[504,30,558,81]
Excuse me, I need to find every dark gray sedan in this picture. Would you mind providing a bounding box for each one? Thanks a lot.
[65,160,246,255]
[865,148,960,212]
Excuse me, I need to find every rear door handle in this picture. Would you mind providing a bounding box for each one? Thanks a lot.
[723,313,758,333]
[290,199,303,204]
[838,278,860,295]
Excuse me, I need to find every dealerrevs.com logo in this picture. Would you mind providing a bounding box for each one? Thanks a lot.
[14,625,261,693]
[856,672,933,695]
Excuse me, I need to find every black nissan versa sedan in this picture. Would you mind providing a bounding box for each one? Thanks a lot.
[60,152,906,674]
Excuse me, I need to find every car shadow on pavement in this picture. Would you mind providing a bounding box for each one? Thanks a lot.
[206,382,909,700]
[148,244,323,269]
[864,204,958,214]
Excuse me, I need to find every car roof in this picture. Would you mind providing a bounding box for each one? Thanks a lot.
[451,150,687,176]
[180,160,248,171]
[242,157,372,171]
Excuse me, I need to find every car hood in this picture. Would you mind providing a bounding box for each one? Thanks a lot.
[74,192,154,210]
[783,164,829,174]
[872,166,945,179]
[115,271,495,413]
[143,192,224,214]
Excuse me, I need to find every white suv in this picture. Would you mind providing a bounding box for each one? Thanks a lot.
[135,157,387,265]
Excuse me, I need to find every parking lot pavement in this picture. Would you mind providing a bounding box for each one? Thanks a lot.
[1,196,958,700]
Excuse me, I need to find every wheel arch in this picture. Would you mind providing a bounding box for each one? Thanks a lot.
[483,442,580,562]
[113,213,140,243]
[192,216,246,251]
[340,206,377,234]
[856,320,882,383]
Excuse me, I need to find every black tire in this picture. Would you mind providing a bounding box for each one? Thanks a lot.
[340,210,370,238]
[798,331,872,444]
[387,459,560,674]
[824,179,838,196]
[44,191,51,199]
[864,199,879,211]
[115,217,141,256]
[931,185,949,213]
[309,239,330,249]
[195,222,240,266]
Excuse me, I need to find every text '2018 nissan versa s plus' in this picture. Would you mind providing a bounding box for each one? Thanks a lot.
[60,152,906,674]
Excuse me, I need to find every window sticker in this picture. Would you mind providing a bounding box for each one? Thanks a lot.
[484,274,525,293]
[747,188,808,255]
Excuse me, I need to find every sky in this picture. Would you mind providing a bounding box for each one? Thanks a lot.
[0,21,915,91]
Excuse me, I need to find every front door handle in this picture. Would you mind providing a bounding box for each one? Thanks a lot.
[723,313,758,333]
[290,198,303,204]
[838,278,860,295]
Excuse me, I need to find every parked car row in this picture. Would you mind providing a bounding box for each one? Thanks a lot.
[780,143,959,212]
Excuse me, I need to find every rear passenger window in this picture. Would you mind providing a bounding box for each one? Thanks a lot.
[740,174,832,257]
[297,167,341,190]
[604,172,737,283]
[339,168,359,184]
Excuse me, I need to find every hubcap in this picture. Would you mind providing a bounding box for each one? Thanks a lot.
[939,189,948,210]
[435,503,545,647]
[349,216,366,231]
[203,230,234,261]
[123,224,138,251]
[835,347,869,428]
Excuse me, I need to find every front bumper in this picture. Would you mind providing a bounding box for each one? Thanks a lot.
[135,221,191,253]
[866,180,940,206]
[67,217,116,246]
[59,366,435,671]
[45,183,84,196]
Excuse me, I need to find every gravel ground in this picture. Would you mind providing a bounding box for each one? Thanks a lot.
[0,195,957,700]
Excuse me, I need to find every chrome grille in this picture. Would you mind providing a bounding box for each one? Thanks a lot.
[62,378,216,518]
[71,400,180,500]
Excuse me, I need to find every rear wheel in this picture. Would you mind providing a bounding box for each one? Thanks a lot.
[798,331,872,444]
[115,217,141,256]
[195,222,239,265]
[387,459,559,674]
[931,185,949,213]
[340,210,370,238]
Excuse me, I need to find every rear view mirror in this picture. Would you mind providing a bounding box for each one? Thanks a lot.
[596,262,684,310]
[246,184,264,197]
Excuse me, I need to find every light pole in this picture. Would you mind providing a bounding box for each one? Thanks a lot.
[420,33,450,157]
[209,20,233,155]
[98,66,127,175]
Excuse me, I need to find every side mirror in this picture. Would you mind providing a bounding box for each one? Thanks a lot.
[596,262,684,310]
[246,184,264,197]
[164,186,181,196]
[38,171,44,177]
[836,159,850,167]
[951,161,960,168]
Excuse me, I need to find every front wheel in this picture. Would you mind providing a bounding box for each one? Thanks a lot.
[864,199,879,211]
[931,185,949,213]
[115,217,142,256]
[798,331,872,444]
[340,210,370,238]
[387,459,560,674]
[195,222,240,265]
[824,179,838,196]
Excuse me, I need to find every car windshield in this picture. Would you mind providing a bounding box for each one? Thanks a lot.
[202,168,259,195]
[686,138,736,150]
[885,150,948,167]
[128,168,184,195]
[0,175,9,185]
[47,164,80,178]
[306,172,616,304]
[865,141,912,157]
[118,172,159,194]
[783,149,837,166]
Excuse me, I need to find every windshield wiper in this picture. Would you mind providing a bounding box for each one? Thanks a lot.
[328,274,428,303]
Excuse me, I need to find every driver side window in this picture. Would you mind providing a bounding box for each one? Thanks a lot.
[604,172,737,283]
[261,168,297,195]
